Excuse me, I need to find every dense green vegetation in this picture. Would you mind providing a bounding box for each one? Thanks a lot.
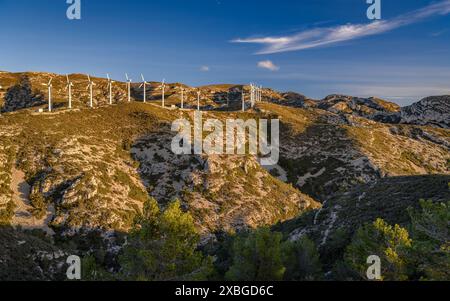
[342,200,449,281]
[76,197,448,281]
[82,198,213,281]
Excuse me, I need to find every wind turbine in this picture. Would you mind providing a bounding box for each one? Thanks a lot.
[159,79,166,108]
[43,77,53,112]
[139,74,149,103]
[250,83,253,107]
[107,74,115,105]
[125,73,132,102]
[180,87,185,109]
[65,75,74,109]
[242,88,245,112]
[86,75,95,108]
[197,89,201,111]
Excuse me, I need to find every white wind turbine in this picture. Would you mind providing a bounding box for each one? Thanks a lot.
[180,87,185,109]
[139,74,149,103]
[242,88,245,112]
[250,84,255,108]
[86,74,95,108]
[125,73,132,102]
[159,79,166,108]
[43,77,53,112]
[197,89,201,111]
[107,74,115,105]
[65,75,74,109]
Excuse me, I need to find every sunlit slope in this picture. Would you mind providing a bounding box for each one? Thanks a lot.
[257,103,449,201]
[0,102,319,236]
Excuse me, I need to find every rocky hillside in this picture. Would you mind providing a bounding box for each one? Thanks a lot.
[276,175,450,268]
[0,70,448,280]
[258,103,449,202]
[400,96,450,128]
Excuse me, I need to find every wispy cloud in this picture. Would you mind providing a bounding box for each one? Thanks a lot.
[232,0,450,54]
[257,60,280,71]
[200,66,210,72]
[430,29,448,37]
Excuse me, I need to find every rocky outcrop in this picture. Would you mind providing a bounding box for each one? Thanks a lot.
[400,96,450,128]
[317,95,400,117]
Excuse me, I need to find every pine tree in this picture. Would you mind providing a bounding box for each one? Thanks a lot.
[344,219,412,281]
[225,228,286,281]
[408,200,450,280]
[282,236,322,280]
[119,198,213,281]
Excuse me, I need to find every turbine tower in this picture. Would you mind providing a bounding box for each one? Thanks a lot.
[159,79,166,108]
[251,83,255,108]
[65,75,74,109]
[197,89,201,111]
[125,73,132,102]
[43,78,53,112]
[86,75,95,108]
[139,74,149,103]
[242,88,245,112]
[180,87,185,109]
[107,74,115,105]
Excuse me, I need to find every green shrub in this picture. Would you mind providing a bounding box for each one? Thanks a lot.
[282,236,322,280]
[344,219,412,281]
[0,201,16,225]
[226,228,285,281]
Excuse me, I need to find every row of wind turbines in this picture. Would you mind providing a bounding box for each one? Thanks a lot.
[43,74,263,113]
[43,74,167,113]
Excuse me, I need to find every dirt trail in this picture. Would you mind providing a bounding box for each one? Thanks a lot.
[10,168,55,236]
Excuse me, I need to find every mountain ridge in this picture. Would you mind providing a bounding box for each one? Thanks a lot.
[0,70,448,280]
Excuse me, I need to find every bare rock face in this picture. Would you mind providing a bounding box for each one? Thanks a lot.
[318,95,400,117]
[131,132,320,234]
[400,96,450,128]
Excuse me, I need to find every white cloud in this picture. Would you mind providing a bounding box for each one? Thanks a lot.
[232,0,450,54]
[257,60,280,71]
[200,66,210,72]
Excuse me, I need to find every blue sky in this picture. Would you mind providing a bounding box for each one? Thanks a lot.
[0,0,449,105]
